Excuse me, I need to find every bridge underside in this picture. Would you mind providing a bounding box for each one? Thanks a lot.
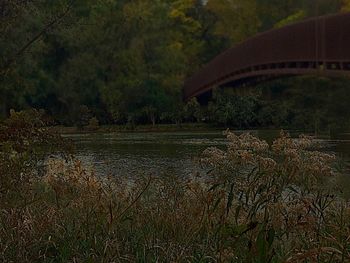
[184,13,350,101]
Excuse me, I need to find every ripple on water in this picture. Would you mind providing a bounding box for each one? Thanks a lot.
[64,131,350,178]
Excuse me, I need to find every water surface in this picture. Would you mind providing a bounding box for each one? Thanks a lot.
[64,130,350,178]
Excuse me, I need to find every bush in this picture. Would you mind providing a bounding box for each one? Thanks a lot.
[201,130,349,262]
[87,117,99,130]
[0,109,70,201]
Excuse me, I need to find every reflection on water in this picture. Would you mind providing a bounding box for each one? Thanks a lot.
[63,130,350,179]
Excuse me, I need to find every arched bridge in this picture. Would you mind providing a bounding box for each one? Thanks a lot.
[184,13,350,101]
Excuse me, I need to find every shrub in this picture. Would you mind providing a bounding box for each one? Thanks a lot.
[87,117,99,130]
[201,130,349,262]
[0,109,70,204]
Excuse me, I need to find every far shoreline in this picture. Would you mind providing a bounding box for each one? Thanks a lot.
[49,123,339,138]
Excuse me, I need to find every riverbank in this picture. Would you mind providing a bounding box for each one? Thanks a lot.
[50,123,224,134]
[50,123,341,139]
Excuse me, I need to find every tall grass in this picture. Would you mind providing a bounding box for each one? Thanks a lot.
[0,110,349,262]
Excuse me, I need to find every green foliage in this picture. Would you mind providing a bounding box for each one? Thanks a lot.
[0,109,70,209]
[208,89,260,128]
[87,117,99,130]
[206,0,261,44]
[184,98,202,122]
[342,0,350,12]
[257,76,350,131]
[0,109,68,155]
[274,10,306,28]
[257,0,343,30]
[1,0,349,129]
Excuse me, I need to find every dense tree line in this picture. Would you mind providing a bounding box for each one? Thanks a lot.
[207,77,350,132]
[1,0,350,130]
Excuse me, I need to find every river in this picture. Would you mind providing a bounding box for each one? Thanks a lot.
[64,130,350,180]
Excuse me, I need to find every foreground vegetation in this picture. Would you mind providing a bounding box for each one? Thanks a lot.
[1,110,350,262]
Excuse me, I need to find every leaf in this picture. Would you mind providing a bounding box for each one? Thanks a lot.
[287,185,298,194]
[226,183,235,215]
[267,228,275,248]
[247,166,258,180]
[256,225,267,262]
[208,183,221,192]
[234,205,242,224]
[212,197,222,212]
